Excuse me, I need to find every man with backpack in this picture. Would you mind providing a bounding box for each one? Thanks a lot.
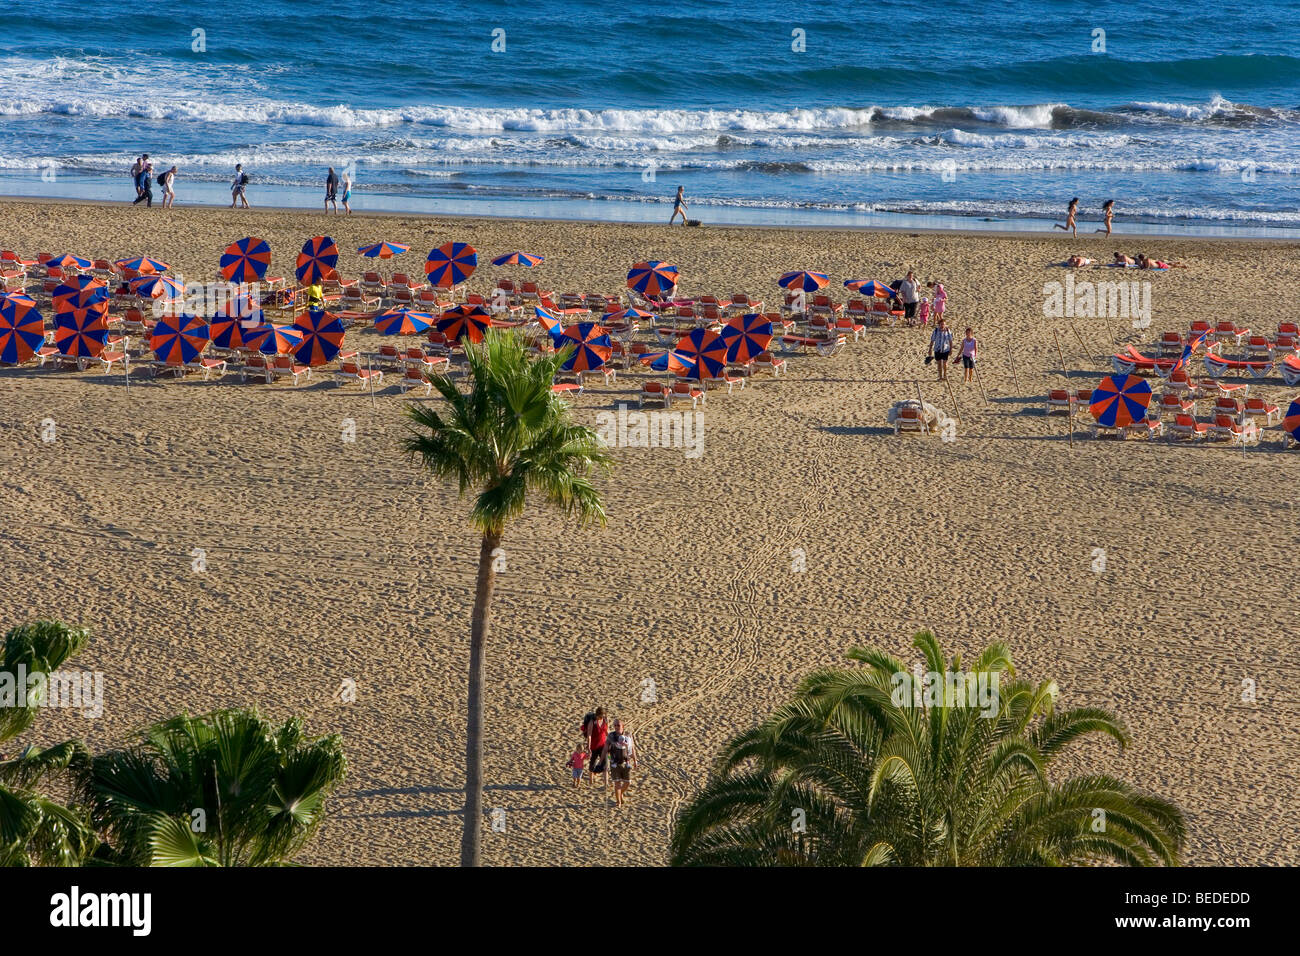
[606,719,637,808]
[231,163,251,208]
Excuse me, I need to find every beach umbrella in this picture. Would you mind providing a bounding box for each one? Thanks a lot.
[673,327,728,380]
[425,242,478,289]
[640,349,695,375]
[52,306,108,358]
[492,251,544,268]
[244,324,304,356]
[533,306,565,347]
[130,274,184,300]
[1283,399,1300,445]
[626,261,679,297]
[220,237,271,283]
[358,241,410,259]
[1090,374,1152,428]
[720,313,773,364]
[44,254,92,271]
[115,256,168,275]
[604,306,653,325]
[150,313,209,366]
[0,293,44,365]
[209,292,264,349]
[436,303,491,344]
[844,278,893,297]
[296,235,339,285]
[52,275,109,318]
[293,308,346,366]
[374,308,436,336]
[778,271,829,292]
[559,322,612,373]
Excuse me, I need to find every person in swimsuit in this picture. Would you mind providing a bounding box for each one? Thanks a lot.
[159,166,177,209]
[1053,197,1079,236]
[1095,199,1114,236]
[669,185,687,225]
[1113,252,1135,266]
[341,170,352,215]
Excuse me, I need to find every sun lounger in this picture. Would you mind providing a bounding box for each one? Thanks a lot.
[1157,331,1183,356]
[893,405,925,434]
[399,366,433,396]
[1243,397,1281,425]
[334,361,383,389]
[1213,321,1250,346]
[578,366,616,386]
[1046,389,1075,415]
[834,316,866,341]
[551,381,583,398]
[1169,414,1209,441]
[239,354,273,383]
[185,356,227,380]
[1157,393,1194,417]
[267,354,310,386]
[669,381,705,408]
[1125,415,1164,440]
[1283,354,1300,387]
[1207,414,1259,445]
[700,371,745,395]
[1202,353,1271,379]
[751,351,785,376]
[639,380,670,408]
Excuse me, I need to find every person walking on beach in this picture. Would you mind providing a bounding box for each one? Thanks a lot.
[325,167,339,212]
[958,326,978,384]
[231,164,250,208]
[606,719,637,808]
[567,741,588,787]
[158,166,177,209]
[130,156,143,198]
[1053,197,1079,236]
[928,280,947,320]
[132,165,154,207]
[899,270,920,324]
[669,185,687,225]
[340,168,353,215]
[929,317,954,381]
[581,707,609,788]
[1095,199,1114,236]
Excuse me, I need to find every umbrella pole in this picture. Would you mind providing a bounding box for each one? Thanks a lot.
[1053,329,1074,449]
[945,376,961,424]
[1069,318,1095,364]
[1006,343,1022,395]
[973,362,988,405]
[367,354,377,412]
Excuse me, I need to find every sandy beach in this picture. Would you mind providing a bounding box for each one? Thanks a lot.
[2,197,1297,866]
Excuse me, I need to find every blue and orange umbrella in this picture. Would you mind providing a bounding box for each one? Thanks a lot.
[492,251,544,268]
[437,303,491,343]
[221,237,271,283]
[115,256,167,275]
[844,279,893,297]
[674,327,728,380]
[425,242,478,289]
[779,271,829,292]
[53,307,108,358]
[640,349,695,375]
[209,293,263,349]
[721,313,773,364]
[533,306,564,347]
[245,324,304,356]
[374,308,436,336]
[627,261,679,297]
[44,254,91,271]
[604,306,653,325]
[293,308,346,366]
[1283,399,1300,445]
[358,241,410,260]
[559,322,612,373]
[0,293,44,365]
[130,274,184,300]
[52,275,109,318]
[150,313,210,366]
[296,235,338,284]
[1090,374,1153,427]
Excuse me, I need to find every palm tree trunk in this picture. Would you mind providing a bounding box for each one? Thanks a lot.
[461,530,500,867]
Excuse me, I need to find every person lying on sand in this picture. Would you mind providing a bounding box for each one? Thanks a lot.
[1112,252,1135,266]
[1066,255,1093,267]
[1136,253,1183,269]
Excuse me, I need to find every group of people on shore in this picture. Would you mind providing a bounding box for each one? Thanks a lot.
[129,155,176,209]
[570,707,638,807]
[1054,197,1116,236]
[1065,251,1184,269]
[888,269,974,384]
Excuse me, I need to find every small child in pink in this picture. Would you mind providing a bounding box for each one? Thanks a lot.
[917,298,931,326]
[568,744,588,786]
[929,281,947,318]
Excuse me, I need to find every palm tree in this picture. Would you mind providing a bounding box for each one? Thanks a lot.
[73,708,345,866]
[0,619,98,866]
[403,328,612,866]
[672,631,1186,866]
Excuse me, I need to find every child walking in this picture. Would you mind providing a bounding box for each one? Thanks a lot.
[568,742,588,787]
[959,326,978,384]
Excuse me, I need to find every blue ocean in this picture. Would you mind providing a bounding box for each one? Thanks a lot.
[3,0,1300,235]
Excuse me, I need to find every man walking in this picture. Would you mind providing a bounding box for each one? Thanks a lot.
[132,165,154,207]
[929,317,954,381]
[899,269,921,325]
[605,719,637,808]
[325,166,339,212]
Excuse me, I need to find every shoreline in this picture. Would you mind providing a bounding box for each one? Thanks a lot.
[5,193,1300,247]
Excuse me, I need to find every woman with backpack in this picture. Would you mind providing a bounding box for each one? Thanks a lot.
[581,707,608,788]
[606,719,637,808]
[231,163,250,208]
[158,166,177,209]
